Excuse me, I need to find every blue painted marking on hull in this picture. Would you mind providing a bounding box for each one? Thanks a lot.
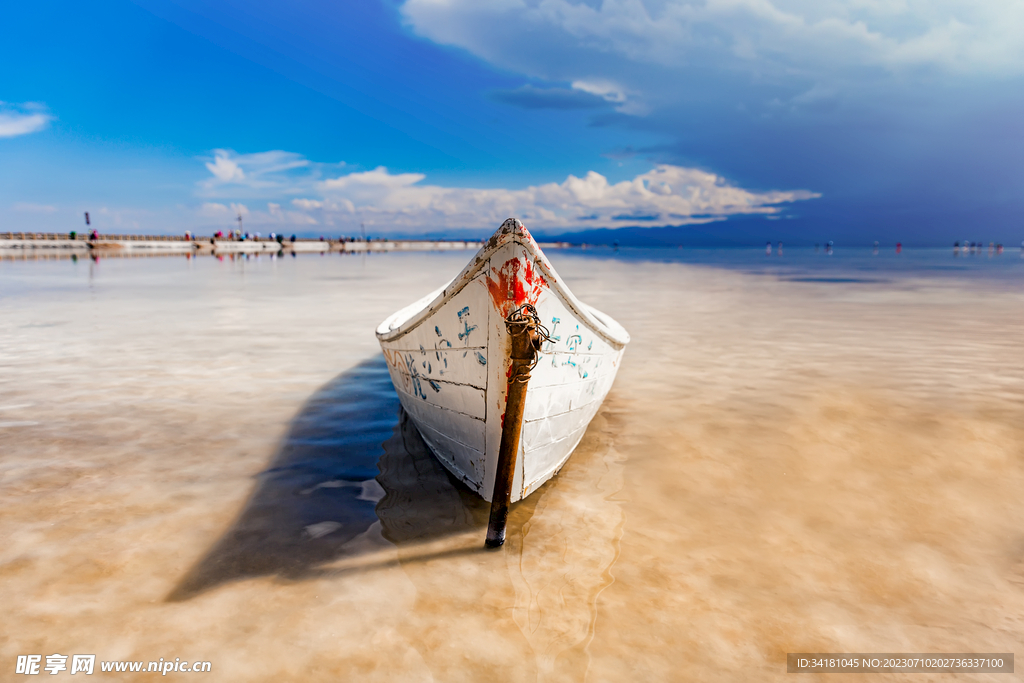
[457,305,478,341]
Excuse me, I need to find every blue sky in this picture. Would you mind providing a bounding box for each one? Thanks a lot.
[2,0,1023,244]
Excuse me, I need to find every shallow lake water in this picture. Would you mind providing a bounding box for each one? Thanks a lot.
[2,247,1023,681]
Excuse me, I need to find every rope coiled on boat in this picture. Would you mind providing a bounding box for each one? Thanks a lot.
[505,303,552,383]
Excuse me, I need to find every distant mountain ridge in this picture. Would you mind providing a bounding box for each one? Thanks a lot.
[533,215,829,247]
[297,212,1016,248]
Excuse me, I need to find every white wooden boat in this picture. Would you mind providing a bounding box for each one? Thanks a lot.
[376,218,629,503]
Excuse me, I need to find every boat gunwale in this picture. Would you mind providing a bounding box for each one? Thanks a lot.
[375,219,630,348]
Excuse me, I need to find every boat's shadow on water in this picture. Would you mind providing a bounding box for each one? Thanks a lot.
[167,355,489,602]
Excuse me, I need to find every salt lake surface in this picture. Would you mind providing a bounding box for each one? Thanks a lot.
[2,247,1023,681]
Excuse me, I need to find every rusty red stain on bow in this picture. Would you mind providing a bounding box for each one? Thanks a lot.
[485,257,548,317]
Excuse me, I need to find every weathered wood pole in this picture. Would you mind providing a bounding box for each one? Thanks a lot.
[485,311,542,548]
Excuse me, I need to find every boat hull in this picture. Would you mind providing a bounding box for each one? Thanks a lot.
[376,219,628,503]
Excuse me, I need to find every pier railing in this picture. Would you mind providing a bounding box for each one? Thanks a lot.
[1,233,560,257]
[0,233,494,246]
[0,232,192,241]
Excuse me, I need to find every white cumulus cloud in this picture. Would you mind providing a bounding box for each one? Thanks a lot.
[291,198,323,210]
[197,150,819,232]
[0,102,52,138]
[205,155,244,182]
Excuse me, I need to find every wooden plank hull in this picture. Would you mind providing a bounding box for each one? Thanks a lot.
[376,219,629,503]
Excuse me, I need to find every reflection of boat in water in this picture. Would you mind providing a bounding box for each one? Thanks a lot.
[376,218,629,504]
[375,409,490,547]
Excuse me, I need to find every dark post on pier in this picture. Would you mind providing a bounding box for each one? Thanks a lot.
[485,305,545,549]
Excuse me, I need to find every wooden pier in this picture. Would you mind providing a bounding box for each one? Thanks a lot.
[0,232,526,259]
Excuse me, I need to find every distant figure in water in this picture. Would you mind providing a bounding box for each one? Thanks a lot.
[896,242,902,254]
[826,240,834,255]
[873,241,880,256]
[954,241,960,256]
[777,241,783,256]
[766,241,772,255]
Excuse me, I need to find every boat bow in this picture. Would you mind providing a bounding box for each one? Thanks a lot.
[376,218,628,503]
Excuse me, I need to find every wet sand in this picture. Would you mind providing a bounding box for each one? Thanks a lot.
[1,251,1023,681]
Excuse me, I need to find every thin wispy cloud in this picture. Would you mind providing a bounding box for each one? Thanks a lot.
[196,150,818,232]
[13,202,58,213]
[489,85,611,110]
[0,102,52,138]
[200,197,316,229]
[402,0,1024,79]
[198,149,324,196]
[400,0,1024,125]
